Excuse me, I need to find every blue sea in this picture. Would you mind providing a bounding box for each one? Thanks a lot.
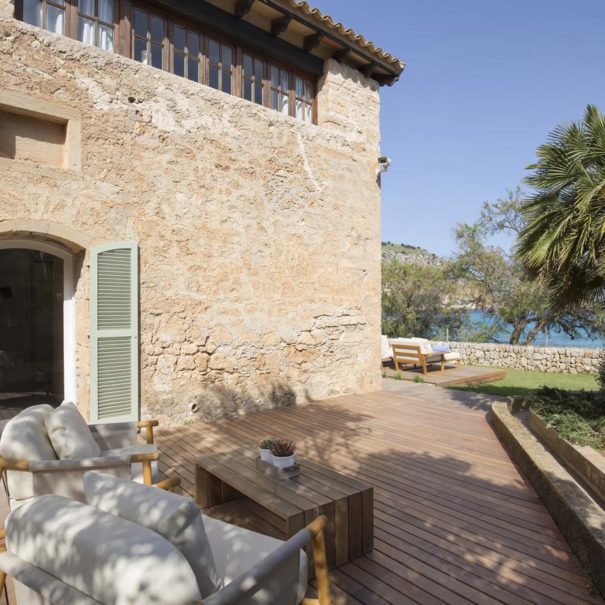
[467,310,603,349]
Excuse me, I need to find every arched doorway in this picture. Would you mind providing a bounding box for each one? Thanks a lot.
[0,240,75,408]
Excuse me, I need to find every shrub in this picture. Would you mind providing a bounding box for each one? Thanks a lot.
[531,387,605,448]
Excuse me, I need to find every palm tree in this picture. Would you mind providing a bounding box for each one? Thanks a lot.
[517,104,605,309]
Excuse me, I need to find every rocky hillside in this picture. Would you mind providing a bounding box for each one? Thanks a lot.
[381,242,444,267]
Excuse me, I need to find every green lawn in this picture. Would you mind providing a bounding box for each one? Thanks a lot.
[449,367,599,397]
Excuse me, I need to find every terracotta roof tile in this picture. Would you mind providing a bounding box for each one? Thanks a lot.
[287,0,404,71]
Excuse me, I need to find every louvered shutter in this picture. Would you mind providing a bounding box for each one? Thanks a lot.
[90,242,139,423]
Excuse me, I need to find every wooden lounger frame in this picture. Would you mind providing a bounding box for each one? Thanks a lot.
[391,343,445,376]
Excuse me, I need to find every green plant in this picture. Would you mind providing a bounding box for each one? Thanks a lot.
[259,436,275,449]
[271,439,296,457]
[518,105,605,308]
[531,386,605,448]
[394,372,402,380]
[382,371,387,378]
[413,375,425,383]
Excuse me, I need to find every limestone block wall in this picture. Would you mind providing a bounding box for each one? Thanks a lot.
[0,10,383,424]
[449,342,602,375]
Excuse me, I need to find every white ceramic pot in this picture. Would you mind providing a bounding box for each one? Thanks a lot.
[272,454,296,469]
[258,448,273,463]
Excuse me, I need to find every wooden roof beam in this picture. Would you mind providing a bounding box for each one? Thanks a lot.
[234,0,255,18]
[360,62,376,78]
[270,15,291,37]
[303,32,324,52]
[333,48,351,63]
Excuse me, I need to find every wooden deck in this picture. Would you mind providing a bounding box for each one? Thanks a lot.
[157,383,602,605]
[384,364,507,387]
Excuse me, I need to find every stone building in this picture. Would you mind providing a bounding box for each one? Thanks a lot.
[0,0,403,425]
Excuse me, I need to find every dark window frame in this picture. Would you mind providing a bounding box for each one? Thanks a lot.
[76,0,118,52]
[18,0,70,35]
[15,0,318,124]
[131,3,167,70]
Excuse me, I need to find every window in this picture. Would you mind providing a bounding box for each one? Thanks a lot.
[133,7,165,70]
[172,25,202,83]
[295,76,314,123]
[242,53,265,106]
[270,64,290,116]
[208,38,233,94]
[22,0,66,35]
[77,0,114,51]
[16,1,318,123]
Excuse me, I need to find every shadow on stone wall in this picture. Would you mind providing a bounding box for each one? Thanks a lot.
[145,379,299,425]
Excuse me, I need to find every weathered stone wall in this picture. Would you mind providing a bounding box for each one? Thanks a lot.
[450,342,602,375]
[0,11,383,424]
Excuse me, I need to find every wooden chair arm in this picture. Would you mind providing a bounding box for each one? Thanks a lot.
[155,476,181,492]
[137,419,159,444]
[302,515,330,605]
[0,457,32,472]
[129,452,159,486]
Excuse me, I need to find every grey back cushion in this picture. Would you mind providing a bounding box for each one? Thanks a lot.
[6,494,202,604]
[0,404,57,500]
[45,401,101,459]
[84,471,222,598]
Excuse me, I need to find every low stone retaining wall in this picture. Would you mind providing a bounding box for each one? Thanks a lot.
[490,401,605,597]
[528,410,605,507]
[449,341,601,375]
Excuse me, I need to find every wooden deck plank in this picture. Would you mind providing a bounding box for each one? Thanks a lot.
[156,388,603,605]
[384,365,506,386]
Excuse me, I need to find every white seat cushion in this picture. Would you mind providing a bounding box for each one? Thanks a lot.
[444,351,461,362]
[84,471,221,598]
[0,404,57,501]
[45,401,101,460]
[381,335,391,359]
[390,337,433,355]
[202,514,308,604]
[6,494,201,605]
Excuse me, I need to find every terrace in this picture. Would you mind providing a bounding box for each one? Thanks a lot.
[154,381,602,605]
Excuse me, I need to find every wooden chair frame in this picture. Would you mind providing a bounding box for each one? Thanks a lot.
[391,343,445,376]
[0,451,159,488]
[137,419,159,445]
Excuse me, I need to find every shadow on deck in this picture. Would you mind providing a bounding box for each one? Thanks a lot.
[157,388,603,605]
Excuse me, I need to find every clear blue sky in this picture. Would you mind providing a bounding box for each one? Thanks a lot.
[310,0,605,256]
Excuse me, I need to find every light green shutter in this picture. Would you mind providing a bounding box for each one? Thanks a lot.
[90,242,139,423]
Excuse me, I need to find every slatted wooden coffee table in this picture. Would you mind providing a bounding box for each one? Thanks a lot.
[195,449,373,570]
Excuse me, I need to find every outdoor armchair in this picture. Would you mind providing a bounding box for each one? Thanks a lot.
[0,402,161,511]
[0,471,331,605]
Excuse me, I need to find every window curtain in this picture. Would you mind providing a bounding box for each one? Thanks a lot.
[98,24,113,51]
[78,17,94,46]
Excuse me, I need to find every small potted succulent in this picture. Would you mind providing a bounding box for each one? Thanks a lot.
[258,437,274,463]
[271,438,297,469]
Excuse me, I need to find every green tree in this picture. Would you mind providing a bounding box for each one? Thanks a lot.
[517,105,605,308]
[454,191,600,344]
[381,260,464,339]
